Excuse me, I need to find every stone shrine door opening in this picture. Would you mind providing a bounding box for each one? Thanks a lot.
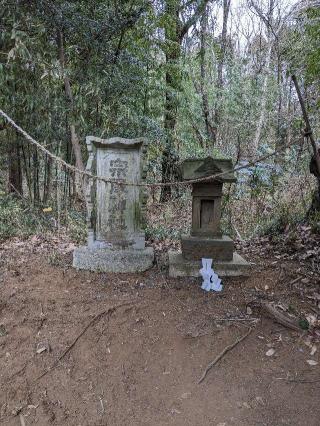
[200,200,215,230]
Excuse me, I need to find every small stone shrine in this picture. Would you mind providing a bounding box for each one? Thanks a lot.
[169,157,249,277]
[73,136,154,273]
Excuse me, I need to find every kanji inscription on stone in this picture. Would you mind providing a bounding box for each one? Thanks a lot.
[95,147,140,243]
[109,159,128,179]
[73,136,154,273]
[107,166,128,233]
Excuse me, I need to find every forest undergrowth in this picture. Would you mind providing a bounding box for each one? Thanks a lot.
[1,147,320,426]
[1,170,319,263]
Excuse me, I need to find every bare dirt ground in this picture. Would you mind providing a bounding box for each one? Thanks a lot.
[0,236,320,426]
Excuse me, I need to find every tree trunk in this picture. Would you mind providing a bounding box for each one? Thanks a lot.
[250,0,275,154]
[252,41,273,153]
[308,173,320,216]
[160,1,181,201]
[292,74,320,215]
[199,5,216,147]
[213,0,231,138]
[56,30,85,199]
[275,48,286,165]
[32,148,40,204]
[8,132,22,196]
[43,155,52,205]
[160,0,210,201]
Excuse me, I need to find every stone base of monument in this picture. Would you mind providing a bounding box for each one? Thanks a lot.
[181,235,234,261]
[73,246,154,273]
[168,251,250,278]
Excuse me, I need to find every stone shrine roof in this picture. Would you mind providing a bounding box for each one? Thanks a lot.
[181,157,236,183]
[86,136,147,149]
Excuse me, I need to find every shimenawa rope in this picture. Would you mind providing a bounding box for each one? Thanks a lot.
[0,109,302,188]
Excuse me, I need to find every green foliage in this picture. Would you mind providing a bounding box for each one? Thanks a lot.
[0,0,165,155]
[308,210,320,234]
[258,203,305,236]
[304,7,320,89]
[299,318,310,331]
[0,194,54,241]
[65,210,87,244]
[286,6,320,117]
[47,250,70,267]
[0,0,320,243]
[0,191,87,244]
[145,224,180,241]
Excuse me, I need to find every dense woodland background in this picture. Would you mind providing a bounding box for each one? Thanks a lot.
[0,0,320,243]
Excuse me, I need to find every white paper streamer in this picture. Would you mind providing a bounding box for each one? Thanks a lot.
[199,258,223,292]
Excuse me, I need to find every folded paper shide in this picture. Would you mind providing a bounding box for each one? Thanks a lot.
[200,258,223,292]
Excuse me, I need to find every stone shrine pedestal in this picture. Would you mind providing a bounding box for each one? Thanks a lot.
[169,157,250,278]
[168,251,250,278]
[73,136,154,273]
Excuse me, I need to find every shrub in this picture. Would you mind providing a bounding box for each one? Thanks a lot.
[0,194,54,241]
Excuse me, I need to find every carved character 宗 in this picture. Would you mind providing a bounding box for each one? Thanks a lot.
[73,136,154,273]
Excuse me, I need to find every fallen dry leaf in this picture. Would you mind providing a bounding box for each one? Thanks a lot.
[180,392,191,399]
[310,346,317,356]
[266,349,275,357]
[306,360,318,366]
[306,314,317,327]
[255,396,265,406]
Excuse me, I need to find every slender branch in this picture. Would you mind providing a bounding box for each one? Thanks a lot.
[180,0,210,40]
[198,327,253,384]
[36,301,135,382]
[292,74,320,175]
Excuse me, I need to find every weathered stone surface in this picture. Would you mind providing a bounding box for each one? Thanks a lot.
[191,184,222,237]
[181,235,234,261]
[73,136,154,273]
[73,246,154,273]
[181,158,235,238]
[181,157,236,182]
[168,251,250,278]
[171,155,250,278]
[85,136,148,248]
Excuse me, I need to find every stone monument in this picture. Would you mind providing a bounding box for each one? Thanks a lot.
[73,136,154,273]
[169,157,249,277]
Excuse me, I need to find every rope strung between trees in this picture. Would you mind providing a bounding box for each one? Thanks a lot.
[0,108,303,188]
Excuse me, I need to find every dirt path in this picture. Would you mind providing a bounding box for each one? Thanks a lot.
[0,246,319,425]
